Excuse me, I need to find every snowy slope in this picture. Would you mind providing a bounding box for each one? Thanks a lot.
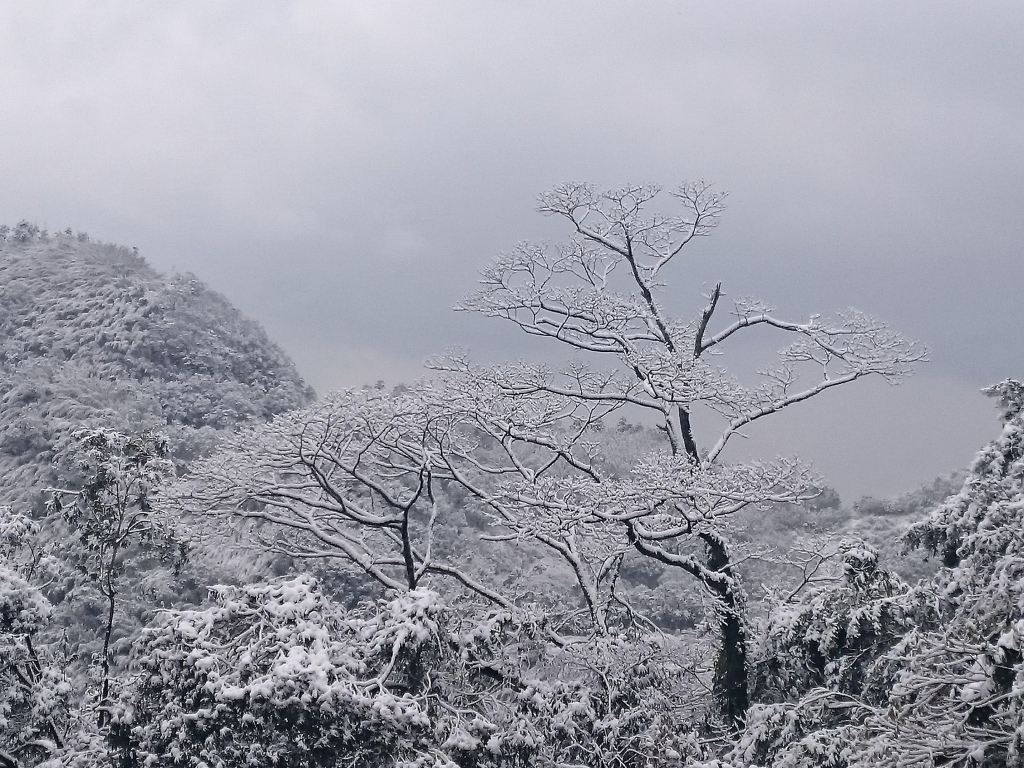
[0,223,314,501]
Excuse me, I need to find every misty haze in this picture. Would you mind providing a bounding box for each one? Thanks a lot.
[2,4,1023,767]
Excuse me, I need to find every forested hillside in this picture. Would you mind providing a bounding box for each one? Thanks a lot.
[0,224,317,765]
[0,222,314,502]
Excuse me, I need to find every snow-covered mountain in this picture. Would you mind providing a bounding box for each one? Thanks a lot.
[0,223,314,502]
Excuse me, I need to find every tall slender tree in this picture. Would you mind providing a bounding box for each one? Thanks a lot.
[48,429,178,727]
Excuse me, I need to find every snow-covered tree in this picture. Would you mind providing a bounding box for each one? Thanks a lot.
[175,388,509,605]
[867,379,1024,766]
[452,182,925,724]
[0,506,73,767]
[47,429,179,727]
[163,382,727,764]
[165,182,924,732]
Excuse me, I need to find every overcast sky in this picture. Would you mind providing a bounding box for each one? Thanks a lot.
[1,1,1021,501]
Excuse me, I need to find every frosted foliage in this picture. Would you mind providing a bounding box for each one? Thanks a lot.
[724,381,1024,767]
[117,576,709,768]
[0,507,74,765]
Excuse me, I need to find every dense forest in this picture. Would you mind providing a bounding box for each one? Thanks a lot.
[2,188,1022,768]
[0,223,313,505]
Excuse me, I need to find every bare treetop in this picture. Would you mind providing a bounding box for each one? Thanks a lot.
[460,182,927,464]
[537,181,727,281]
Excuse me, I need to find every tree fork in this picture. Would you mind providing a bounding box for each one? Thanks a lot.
[628,527,749,724]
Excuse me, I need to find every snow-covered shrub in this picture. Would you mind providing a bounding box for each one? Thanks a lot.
[0,506,75,766]
[115,576,707,768]
[752,540,909,706]
[116,577,445,767]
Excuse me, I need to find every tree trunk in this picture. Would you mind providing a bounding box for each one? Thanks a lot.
[99,583,115,727]
[701,532,749,727]
[400,515,417,589]
[678,407,699,462]
[99,543,120,728]
[631,528,750,726]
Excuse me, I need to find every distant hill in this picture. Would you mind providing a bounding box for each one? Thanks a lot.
[0,222,314,501]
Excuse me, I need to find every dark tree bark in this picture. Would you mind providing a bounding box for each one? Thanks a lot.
[701,532,748,727]
[630,528,749,726]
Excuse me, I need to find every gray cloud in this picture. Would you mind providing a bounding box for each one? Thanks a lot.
[0,1,1020,498]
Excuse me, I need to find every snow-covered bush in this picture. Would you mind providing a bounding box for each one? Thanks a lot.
[117,577,449,767]
[115,576,707,768]
[752,541,909,706]
[0,507,75,766]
